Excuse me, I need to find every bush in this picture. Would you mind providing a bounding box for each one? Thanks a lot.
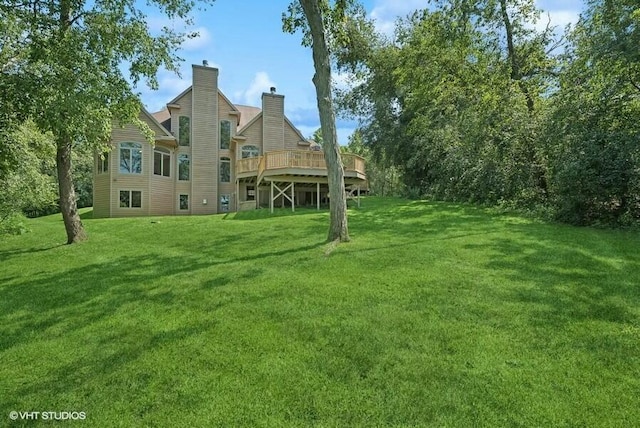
[0,213,29,235]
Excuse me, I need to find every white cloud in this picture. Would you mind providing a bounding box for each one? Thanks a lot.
[236,72,277,106]
[370,0,427,36]
[139,68,191,112]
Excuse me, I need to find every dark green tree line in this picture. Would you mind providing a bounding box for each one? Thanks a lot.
[338,0,639,225]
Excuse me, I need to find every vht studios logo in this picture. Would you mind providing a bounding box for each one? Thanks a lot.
[9,411,86,421]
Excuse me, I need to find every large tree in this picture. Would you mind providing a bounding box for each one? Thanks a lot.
[0,0,213,243]
[544,0,640,225]
[284,0,371,243]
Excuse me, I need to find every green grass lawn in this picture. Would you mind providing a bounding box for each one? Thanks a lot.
[1,197,639,427]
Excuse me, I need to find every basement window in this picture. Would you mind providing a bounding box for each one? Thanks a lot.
[220,194,230,212]
[119,190,142,208]
[179,194,189,210]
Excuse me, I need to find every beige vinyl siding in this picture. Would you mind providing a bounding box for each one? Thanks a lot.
[241,119,263,154]
[219,92,236,159]
[284,120,303,150]
[191,65,219,214]
[170,89,193,138]
[109,123,150,217]
[262,94,285,152]
[92,173,111,218]
[92,144,112,218]
[149,175,174,215]
[218,92,236,120]
[149,141,177,215]
[172,91,193,214]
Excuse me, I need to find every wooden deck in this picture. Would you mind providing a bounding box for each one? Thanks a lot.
[235,150,366,213]
[236,150,366,182]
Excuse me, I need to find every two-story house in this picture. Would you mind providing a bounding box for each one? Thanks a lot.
[92,62,366,218]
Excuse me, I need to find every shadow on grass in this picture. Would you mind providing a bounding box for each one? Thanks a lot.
[0,243,64,263]
[464,223,640,328]
[300,197,503,243]
[0,236,324,414]
[228,206,328,221]
[0,240,324,352]
[80,209,93,220]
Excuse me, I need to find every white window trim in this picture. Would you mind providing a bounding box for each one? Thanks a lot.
[119,142,142,174]
[118,189,143,209]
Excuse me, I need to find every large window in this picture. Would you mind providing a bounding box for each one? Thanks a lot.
[179,116,190,146]
[98,152,109,174]
[220,157,231,183]
[119,190,142,208]
[179,194,189,210]
[220,120,231,149]
[220,194,230,212]
[154,147,171,177]
[119,142,142,174]
[241,145,260,159]
[178,154,190,181]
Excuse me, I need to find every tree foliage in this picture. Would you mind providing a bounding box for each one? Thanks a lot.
[344,129,403,196]
[0,0,214,242]
[545,0,640,225]
[341,3,555,204]
[0,121,57,233]
[337,0,639,226]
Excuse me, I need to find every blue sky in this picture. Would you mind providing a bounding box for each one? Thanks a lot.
[136,0,585,144]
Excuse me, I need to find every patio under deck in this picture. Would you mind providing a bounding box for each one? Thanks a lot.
[235,150,367,212]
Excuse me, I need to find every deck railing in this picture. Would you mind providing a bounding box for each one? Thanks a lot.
[236,150,365,176]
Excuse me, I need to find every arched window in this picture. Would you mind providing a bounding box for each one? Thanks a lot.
[220,120,231,149]
[220,157,231,183]
[119,142,142,174]
[153,147,171,177]
[241,145,260,159]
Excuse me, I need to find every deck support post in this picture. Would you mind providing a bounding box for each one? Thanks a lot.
[270,181,274,213]
[292,182,295,213]
[316,182,320,210]
[270,181,294,214]
[357,185,361,208]
[236,180,240,212]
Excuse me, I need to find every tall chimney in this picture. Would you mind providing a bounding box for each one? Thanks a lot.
[262,90,285,152]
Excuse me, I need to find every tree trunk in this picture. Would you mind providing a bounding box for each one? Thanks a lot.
[56,140,87,244]
[499,0,535,113]
[299,0,350,242]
